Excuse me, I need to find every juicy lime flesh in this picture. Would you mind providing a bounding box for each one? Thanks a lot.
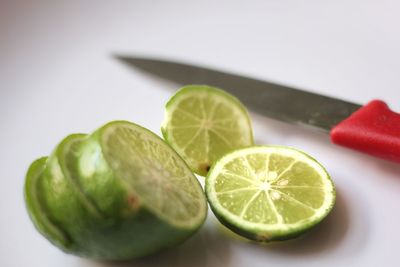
[101,121,207,228]
[162,85,253,175]
[206,146,335,239]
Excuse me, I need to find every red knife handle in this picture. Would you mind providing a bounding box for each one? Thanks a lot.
[330,100,400,163]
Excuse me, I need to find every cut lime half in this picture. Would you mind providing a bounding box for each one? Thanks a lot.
[205,146,335,241]
[162,85,254,176]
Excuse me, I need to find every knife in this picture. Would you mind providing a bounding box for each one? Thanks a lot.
[115,56,400,164]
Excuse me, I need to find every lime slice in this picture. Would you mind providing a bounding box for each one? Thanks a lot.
[24,157,71,250]
[25,121,207,260]
[205,146,335,241]
[40,134,107,256]
[162,85,254,176]
[99,121,207,229]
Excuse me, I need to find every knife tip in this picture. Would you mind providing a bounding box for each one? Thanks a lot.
[113,54,160,67]
[112,54,132,62]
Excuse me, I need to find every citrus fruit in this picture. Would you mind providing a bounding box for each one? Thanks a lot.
[24,157,70,249]
[162,85,254,176]
[205,146,335,241]
[24,121,207,260]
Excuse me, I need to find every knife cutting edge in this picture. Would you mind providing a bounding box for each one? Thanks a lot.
[115,55,400,164]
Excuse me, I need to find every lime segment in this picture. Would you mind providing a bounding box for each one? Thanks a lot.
[162,85,254,176]
[205,146,335,241]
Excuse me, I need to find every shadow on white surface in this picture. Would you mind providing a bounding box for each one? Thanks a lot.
[80,218,231,267]
[374,157,400,178]
[81,188,356,267]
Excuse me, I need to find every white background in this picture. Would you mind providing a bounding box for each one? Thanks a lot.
[1,1,400,266]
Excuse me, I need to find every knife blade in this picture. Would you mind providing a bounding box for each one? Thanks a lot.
[115,55,400,164]
[115,56,360,132]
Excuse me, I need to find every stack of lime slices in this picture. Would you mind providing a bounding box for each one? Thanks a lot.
[162,85,336,241]
[25,121,207,260]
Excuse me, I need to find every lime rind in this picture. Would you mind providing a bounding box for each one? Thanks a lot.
[40,134,109,257]
[55,134,104,219]
[205,145,335,241]
[67,132,135,219]
[162,85,254,176]
[24,157,73,250]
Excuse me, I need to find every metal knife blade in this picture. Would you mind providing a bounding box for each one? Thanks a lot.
[115,56,361,132]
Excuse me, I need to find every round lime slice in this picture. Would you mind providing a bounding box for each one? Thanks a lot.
[205,146,335,241]
[162,85,254,176]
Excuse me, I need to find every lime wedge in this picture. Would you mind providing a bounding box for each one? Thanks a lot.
[25,121,207,260]
[162,85,254,176]
[205,146,335,241]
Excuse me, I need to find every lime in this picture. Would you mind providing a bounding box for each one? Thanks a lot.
[24,157,71,250]
[99,121,207,228]
[162,85,254,176]
[205,146,335,241]
[24,121,207,260]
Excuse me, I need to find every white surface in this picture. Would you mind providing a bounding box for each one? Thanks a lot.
[1,1,400,266]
